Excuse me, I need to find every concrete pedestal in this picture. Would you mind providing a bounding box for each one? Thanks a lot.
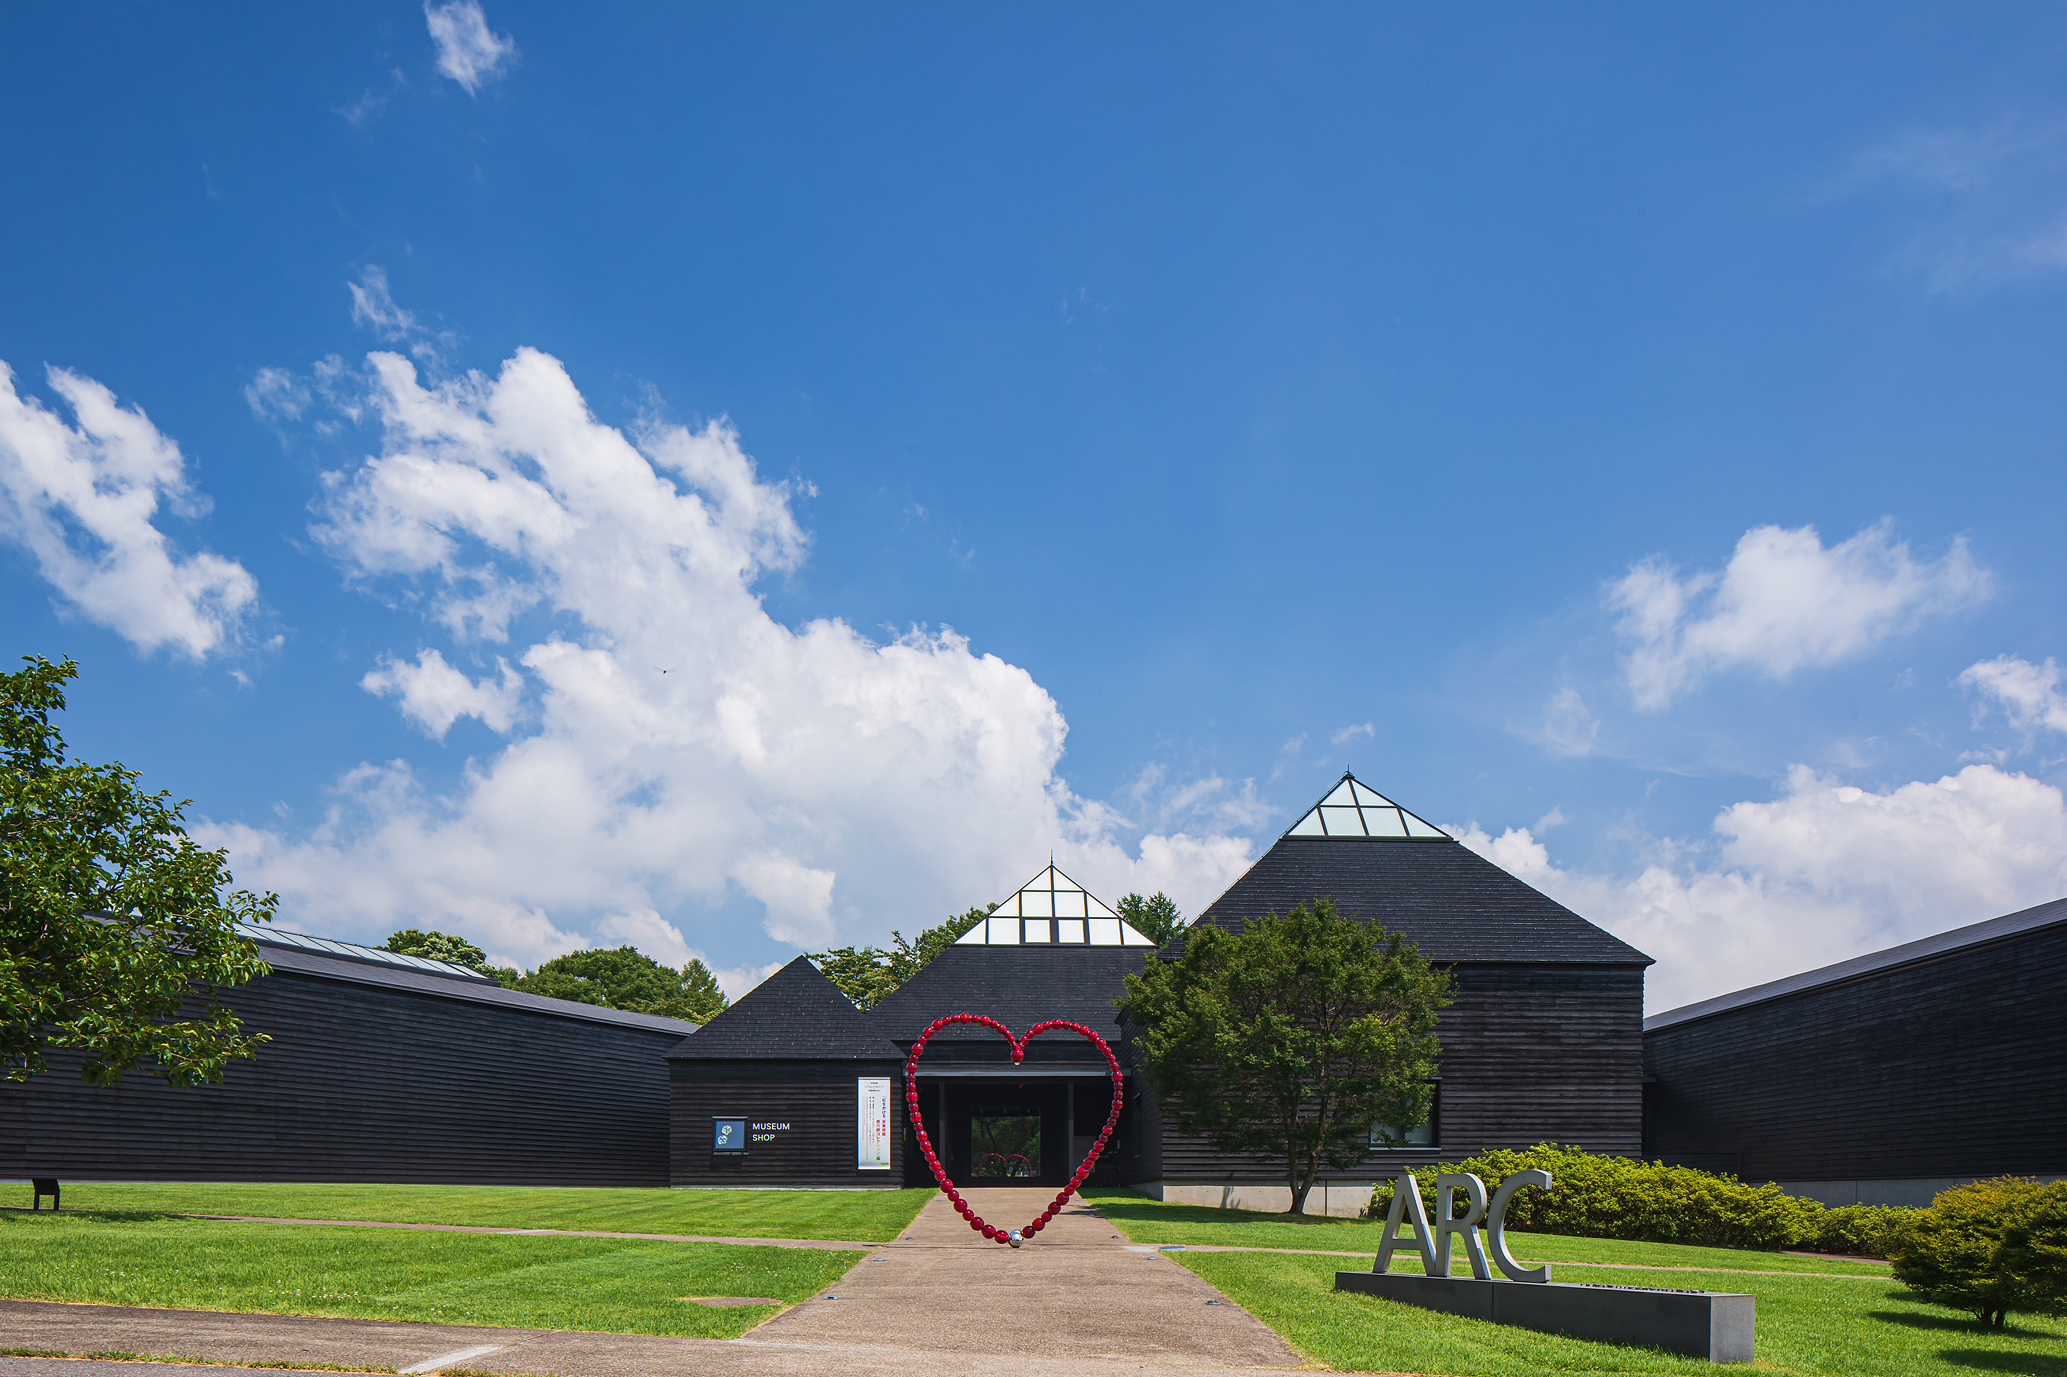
[1334,1271,1754,1363]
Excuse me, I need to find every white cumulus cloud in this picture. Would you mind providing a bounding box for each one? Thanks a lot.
[1455,762,2067,1013]
[0,361,257,658]
[1608,520,1990,710]
[198,344,1254,976]
[425,1,517,94]
[361,648,524,738]
[1960,654,2067,736]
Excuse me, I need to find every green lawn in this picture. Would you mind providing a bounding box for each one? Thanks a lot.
[1176,1249,2067,1377]
[0,1209,861,1339]
[7,1180,933,1243]
[1081,1188,1892,1276]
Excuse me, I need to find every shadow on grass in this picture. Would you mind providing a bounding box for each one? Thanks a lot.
[1871,1310,2062,1340]
[0,1209,194,1224]
[1936,1351,2067,1376]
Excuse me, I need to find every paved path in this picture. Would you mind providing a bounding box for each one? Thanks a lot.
[0,1190,1310,1376]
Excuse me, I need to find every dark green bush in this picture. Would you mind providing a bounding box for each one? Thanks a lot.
[1892,1179,2067,1327]
[1365,1143,1920,1255]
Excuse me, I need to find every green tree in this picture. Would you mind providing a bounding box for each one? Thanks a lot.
[809,905,989,1010]
[1893,1178,2067,1327]
[1117,892,1185,946]
[512,945,728,1022]
[383,928,520,985]
[2,655,275,1087]
[1119,899,1451,1214]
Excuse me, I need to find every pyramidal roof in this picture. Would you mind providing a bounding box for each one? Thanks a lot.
[1285,772,1450,840]
[956,863,1158,947]
[1196,770,1650,965]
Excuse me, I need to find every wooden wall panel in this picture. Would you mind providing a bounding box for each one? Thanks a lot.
[1644,927,2067,1183]
[1,968,682,1186]
[670,1059,904,1188]
[1150,964,1645,1183]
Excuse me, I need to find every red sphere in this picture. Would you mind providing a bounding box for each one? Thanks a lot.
[982,1224,998,1240]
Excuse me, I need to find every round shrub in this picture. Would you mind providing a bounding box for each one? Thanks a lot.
[1892,1178,2067,1327]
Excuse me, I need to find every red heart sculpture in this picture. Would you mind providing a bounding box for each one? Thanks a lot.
[904,1013,1124,1246]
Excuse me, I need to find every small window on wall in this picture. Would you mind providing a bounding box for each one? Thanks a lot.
[1370,1082,1439,1149]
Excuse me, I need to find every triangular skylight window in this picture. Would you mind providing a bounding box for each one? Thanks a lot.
[955,864,1157,946]
[1285,772,1449,840]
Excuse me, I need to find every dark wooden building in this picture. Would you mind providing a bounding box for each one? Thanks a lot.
[665,773,1653,1214]
[668,865,1158,1192]
[1139,774,1652,1212]
[1,926,696,1187]
[1643,896,2067,1207]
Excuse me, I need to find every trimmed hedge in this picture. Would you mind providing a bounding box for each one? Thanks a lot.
[1366,1144,1920,1257]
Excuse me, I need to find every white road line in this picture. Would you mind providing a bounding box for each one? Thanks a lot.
[399,1343,504,1373]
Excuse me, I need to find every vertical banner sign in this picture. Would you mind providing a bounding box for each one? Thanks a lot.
[857,1076,892,1170]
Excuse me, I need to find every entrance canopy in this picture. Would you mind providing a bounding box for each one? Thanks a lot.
[955,864,1158,947]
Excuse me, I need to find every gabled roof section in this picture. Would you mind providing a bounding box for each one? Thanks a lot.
[666,955,878,1060]
[1285,772,1450,840]
[1645,894,2067,1034]
[955,863,1157,947]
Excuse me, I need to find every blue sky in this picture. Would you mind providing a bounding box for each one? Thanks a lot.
[3,3,2065,1011]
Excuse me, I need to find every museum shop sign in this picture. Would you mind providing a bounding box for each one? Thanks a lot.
[1336,1172,1756,1364]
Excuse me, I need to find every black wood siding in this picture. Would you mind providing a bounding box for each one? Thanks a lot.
[1148,964,1645,1182]
[670,1059,904,1188]
[1644,925,2067,1183]
[0,966,684,1186]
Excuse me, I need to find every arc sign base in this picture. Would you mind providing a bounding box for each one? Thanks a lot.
[1333,1272,1754,1364]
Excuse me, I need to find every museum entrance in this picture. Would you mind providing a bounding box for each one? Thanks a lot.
[906,1075,1119,1188]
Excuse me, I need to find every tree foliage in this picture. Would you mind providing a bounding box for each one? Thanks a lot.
[1119,899,1451,1214]
[1892,1178,2067,1326]
[510,945,728,1022]
[808,905,990,1010]
[383,928,519,985]
[1116,891,1185,946]
[2,655,275,1087]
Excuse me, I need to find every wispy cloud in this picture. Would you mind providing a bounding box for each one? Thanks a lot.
[425,0,517,94]
[1608,520,1990,710]
[347,268,455,362]
[1848,119,2067,292]
[1526,687,1601,758]
[339,69,408,126]
[1329,722,1374,747]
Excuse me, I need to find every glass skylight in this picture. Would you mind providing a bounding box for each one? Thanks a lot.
[956,864,1157,946]
[238,924,494,980]
[1285,774,1449,840]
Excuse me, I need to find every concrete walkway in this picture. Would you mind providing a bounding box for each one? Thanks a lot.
[0,1191,1311,1376]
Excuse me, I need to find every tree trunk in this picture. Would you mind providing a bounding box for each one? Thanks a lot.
[1288,1145,1318,1215]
